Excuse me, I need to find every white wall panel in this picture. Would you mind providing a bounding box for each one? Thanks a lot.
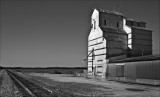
[88,37,103,46]
[97,67,103,72]
[88,9,107,76]
[88,41,106,51]
[94,49,106,55]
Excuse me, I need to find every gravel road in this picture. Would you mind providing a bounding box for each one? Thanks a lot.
[26,73,160,97]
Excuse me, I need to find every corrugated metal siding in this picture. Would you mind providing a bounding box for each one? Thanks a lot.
[155,61,160,79]
[124,62,136,81]
[108,64,116,80]
[108,60,160,81]
[136,60,160,80]
[116,65,124,77]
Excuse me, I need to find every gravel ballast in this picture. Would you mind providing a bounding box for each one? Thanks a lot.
[0,70,22,97]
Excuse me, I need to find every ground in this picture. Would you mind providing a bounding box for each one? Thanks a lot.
[24,73,160,97]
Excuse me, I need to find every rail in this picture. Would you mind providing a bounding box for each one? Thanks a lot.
[7,70,55,97]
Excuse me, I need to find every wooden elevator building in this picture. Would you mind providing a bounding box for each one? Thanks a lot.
[87,9,152,77]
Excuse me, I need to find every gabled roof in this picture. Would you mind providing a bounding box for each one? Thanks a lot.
[97,9,125,18]
[100,27,127,35]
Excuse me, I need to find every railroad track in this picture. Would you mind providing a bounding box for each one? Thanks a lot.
[0,70,3,87]
[7,70,59,97]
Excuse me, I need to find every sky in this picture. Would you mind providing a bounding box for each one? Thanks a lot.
[0,0,159,67]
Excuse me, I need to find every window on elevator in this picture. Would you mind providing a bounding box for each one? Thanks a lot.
[94,21,96,29]
[104,20,106,25]
[117,22,119,28]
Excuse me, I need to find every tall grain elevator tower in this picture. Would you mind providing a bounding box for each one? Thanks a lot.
[87,9,152,78]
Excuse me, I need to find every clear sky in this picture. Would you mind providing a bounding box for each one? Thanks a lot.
[0,0,159,67]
